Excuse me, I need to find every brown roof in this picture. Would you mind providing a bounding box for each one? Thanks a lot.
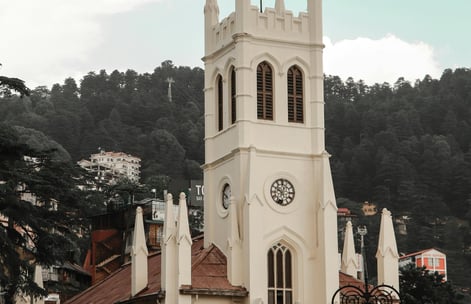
[65,236,247,304]
[67,235,366,304]
[339,272,367,289]
[182,242,247,296]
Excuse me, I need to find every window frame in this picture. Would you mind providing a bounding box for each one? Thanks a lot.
[268,242,293,304]
[287,65,304,123]
[216,74,223,131]
[257,61,274,120]
[230,66,237,124]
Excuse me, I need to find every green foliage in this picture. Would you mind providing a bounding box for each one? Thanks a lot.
[0,76,30,97]
[0,124,91,302]
[327,69,471,290]
[105,177,147,206]
[144,175,171,200]
[0,61,204,180]
[400,264,462,304]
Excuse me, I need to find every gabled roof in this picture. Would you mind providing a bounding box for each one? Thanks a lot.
[65,236,247,304]
[399,248,446,260]
[182,243,247,296]
[67,234,368,304]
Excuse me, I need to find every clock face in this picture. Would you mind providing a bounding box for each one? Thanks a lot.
[270,179,295,206]
[222,183,231,209]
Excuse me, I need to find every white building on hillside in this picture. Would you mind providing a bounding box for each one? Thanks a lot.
[78,150,141,184]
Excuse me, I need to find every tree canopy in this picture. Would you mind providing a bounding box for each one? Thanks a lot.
[0,124,89,303]
[0,63,30,97]
[400,264,466,304]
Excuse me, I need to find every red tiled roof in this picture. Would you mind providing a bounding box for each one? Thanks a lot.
[339,272,367,289]
[65,236,246,304]
[183,243,247,296]
[66,235,365,304]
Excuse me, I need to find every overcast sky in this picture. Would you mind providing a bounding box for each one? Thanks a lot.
[1,0,470,89]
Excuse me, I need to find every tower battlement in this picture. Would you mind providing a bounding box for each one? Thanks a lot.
[207,5,311,56]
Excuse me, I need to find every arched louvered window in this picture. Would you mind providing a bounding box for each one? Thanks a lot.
[287,66,303,123]
[217,75,223,131]
[268,243,293,304]
[230,67,237,124]
[257,61,274,120]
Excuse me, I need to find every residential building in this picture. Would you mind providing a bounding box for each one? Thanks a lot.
[82,198,177,285]
[41,263,91,303]
[78,150,141,185]
[399,248,447,280]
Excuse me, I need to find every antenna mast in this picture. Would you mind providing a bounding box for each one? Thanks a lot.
[166,77,175,102]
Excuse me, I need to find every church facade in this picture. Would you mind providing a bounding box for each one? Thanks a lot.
[65,1,383,304]
[202,0,338,303]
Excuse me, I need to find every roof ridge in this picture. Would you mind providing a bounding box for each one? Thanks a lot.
[399,247,445,259]
[191,243,216,270]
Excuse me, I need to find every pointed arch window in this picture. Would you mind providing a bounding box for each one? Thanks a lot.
[287,66,304,123]
[257,61,274,120]
[230,67,237,124]
[268,243,293,304]
[217,74,223,131]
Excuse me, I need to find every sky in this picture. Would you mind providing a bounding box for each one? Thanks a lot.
[1,0,470,89]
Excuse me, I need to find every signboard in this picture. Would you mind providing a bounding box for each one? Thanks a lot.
[152,200,165,221]
[190,180,204,207]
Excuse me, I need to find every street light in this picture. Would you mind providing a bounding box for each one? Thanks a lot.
[357,226,368,282]
[151,188,156,199]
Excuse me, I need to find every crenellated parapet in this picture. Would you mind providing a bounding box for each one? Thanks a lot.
[206,5,312,57]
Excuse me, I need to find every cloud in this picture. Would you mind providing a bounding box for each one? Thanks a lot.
[0,0,164,88]
[323,35,442,85]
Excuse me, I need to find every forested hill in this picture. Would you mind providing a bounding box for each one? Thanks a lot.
[323,70,471,288]
[0,61,205,182]
[1,63,471,287]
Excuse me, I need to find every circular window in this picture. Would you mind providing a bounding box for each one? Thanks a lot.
[222,183,231,209]
[270,178,295,206]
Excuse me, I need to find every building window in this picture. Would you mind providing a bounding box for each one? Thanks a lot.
[287,66,303,123]
[428,257,439,267]
[268,243,293,304]
[217,75,223,131]
[257,61,274,120]
[230,67,237,124]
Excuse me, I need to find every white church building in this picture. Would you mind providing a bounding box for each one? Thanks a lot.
[64,1,400,304]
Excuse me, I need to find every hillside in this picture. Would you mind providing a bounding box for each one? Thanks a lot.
[1,62,470,289]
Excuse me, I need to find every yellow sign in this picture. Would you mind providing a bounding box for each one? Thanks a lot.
[362,201,377,216]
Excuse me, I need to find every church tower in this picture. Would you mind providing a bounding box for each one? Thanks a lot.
[203,1,339,303]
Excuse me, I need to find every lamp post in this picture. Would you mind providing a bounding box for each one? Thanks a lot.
[358,226,368,283]
[151,188,156,199]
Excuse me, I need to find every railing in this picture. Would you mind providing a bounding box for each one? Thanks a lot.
[332,284,401,304]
